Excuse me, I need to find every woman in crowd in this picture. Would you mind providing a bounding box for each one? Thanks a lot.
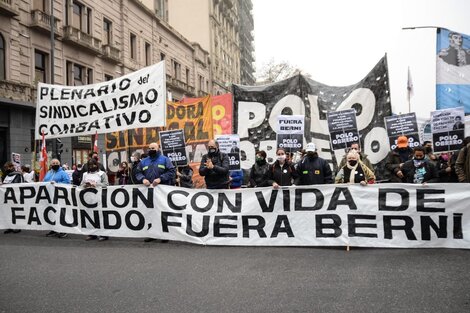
[335,151,375,185]
[248,150,270,187]
[267,148,297,188]
[80,159,109,241]
[116,161,130,185]
[2,162,24,234]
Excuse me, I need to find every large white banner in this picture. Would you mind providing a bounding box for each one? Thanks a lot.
[35,62,166,140]
[1,183,469,248]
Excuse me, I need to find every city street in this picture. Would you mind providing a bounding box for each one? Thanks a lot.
[1,230,469,313]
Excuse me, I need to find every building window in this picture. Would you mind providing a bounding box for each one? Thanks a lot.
[186,68,190,85]
[103,18,112,45]
[0,34,5,80]
[66,61,93,86]
[198,75,204,91]
[34,50,48,83]
[33,0,47,12]
[72,2,83,30]
[160,52,165,61]
[145,42,151,66]
[172,60,181,80]
[104,74,113,81]
[71,2,91,34]
[130,33,137,59]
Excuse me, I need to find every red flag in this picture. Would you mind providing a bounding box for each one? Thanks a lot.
[93,131,99,153]
[39,131,48,181]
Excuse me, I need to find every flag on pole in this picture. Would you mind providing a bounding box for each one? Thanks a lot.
[407,66,414,101]
[39,131,48,181]
[93,131,99,153]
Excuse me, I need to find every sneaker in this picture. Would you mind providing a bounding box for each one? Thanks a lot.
[12,229,21,233]
[160,240,169,243]
[46,231,58,237]
[85,235,97,241]
[98,236,108,241]
[4,229,13,234]
[144,238,156,242]
[57,233,68,238]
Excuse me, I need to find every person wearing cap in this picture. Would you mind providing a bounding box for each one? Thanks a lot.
[338,142,373,171]
[335,150,375,185]
[295,142,333,185]
[385,135,413,183]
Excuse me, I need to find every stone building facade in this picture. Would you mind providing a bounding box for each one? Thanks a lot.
[0,0,210,169]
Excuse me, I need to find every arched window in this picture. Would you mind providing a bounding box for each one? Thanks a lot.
[0,33,5,80]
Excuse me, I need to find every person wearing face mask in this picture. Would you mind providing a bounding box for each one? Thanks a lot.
[2,162,24,234]
[117,161,130,185]
[81,158,110,241]
[80,151,106,182]
[335,151,375,185]
[128,151,142,185]
[401,146,439,184]
[199,139,230,189]
[248,150,270,187]
[385,135,414,183]
[295,142,333,185]
[43,159,71,238]
[267,148,298,188]
[135,142,176,187]
[338,142,373,171]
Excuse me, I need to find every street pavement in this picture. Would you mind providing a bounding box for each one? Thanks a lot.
[1,230,469,313]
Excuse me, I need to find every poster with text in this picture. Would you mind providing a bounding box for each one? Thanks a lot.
[385,113,420,150]
[327,109,359,150]
[216,134,241,170]
[431,107,465,152]
[276,115,304,153]
[159,129,188,166]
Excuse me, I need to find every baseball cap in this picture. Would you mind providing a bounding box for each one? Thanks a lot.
[305,142,316,152]
[397,136,408,148]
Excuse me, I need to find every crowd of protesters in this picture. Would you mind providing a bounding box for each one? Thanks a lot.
[1,135,470,240]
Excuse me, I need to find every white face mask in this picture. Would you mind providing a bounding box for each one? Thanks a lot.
[277,155,286,162]
[130,156,136,163]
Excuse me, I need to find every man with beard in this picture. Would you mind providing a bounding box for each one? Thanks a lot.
[295,142,333,185]
[385,135,413,183]
[199,139,230,189]
[136,142,176,187]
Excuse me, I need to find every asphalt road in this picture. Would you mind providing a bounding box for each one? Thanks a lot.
[1,231,469,313]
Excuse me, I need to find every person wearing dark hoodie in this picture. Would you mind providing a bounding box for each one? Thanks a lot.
[2,162,23,234]
[401,146,439,184]
[199,139,230,189]
[295,142,333,185]
[385,135,413,183]
[267,147,298,188]
[248,150,270,187]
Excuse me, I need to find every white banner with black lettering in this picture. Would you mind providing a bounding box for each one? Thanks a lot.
[35,62,166,139]
[1,183,469,248]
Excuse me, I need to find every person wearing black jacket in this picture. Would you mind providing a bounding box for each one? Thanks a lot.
[267,148,298,188]
[295,142,333,185]
[2,162,24,234]
[401,146,439,184]
[128,151,141,184]
[199,140,230,189]
[248,150,270,187]
[385,136,413,183]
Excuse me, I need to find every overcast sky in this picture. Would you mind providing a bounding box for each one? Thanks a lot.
[252,0,470,120]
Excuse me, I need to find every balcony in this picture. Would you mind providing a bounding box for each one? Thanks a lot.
[30,10,62,37]
[0,80,36,103]
[62,25,101,55]
[198,90,209,97]
[102,44,121,63]
[166,76,196,96]
[0,0,18,17]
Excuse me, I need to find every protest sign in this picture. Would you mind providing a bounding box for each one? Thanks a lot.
[276,115,304,152]
[385,113,420,149]
[327,109,359,150]
[216,134,241,170]
[160,129,188,166]
[431,107,465,152]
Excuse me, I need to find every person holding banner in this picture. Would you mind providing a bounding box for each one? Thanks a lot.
[385,136,413,183]
[295,143,333,186]
[128,151,142,185]
[136,142,176,187]
[248,150,270,188]
[2,162,23,234]
[401,146,439,184]
[335,151,375,185]
[199,140,230,189]
[267,148,298,188]
[81,158,110,241]
[455,137,470,182]
[117,161,130,185]
[176,165,194,188]
[338,142,373,171]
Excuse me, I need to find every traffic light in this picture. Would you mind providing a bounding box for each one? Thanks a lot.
[56,138,63,156]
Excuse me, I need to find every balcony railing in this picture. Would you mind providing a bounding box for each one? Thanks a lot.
[0,0,18,17]
[30,10,62,37]
[102,44,121,63]
[63,25,101,54]
[198,90,209,97]
[0,80,36,103]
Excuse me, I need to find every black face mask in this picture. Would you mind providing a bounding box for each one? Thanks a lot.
[93,157,99,162]
[425,147,433,154]
[348,160,358,166]
[51,165,60,171]
[148,150,158,157]
[89,166,98,172]
[208,148,217,155]
[307,152,317,158]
